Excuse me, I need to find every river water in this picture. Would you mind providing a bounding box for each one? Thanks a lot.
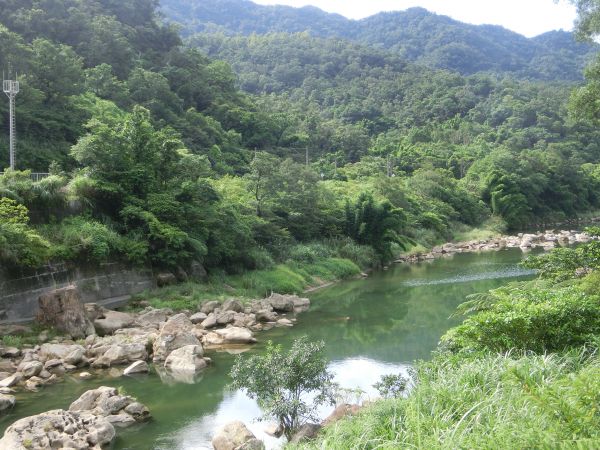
[0,248,538,449]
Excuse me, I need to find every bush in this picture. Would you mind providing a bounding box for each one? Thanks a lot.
[441,286,600,353]
[46,217,125,263]
[522,240,600,282]
[0,198,49,268]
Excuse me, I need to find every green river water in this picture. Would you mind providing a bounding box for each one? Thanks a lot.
[0,248,538,449]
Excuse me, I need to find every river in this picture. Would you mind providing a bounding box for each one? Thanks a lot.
[0,248,538,449]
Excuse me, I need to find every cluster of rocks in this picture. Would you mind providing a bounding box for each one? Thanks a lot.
[397,229,597,263]
[0,386,150,449]
[212,403,364,449]
[0,289,311,411]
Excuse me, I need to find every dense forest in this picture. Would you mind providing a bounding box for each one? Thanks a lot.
[2,0,600,283]
[162,0,598,80]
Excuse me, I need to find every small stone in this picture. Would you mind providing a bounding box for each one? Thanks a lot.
[79,372,93,380]
[201,314,217,329]
[276,318,293,327]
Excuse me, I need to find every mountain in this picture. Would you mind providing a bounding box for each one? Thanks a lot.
[160,0,598,81]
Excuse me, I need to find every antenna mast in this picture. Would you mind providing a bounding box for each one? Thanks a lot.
[3,73,19,170]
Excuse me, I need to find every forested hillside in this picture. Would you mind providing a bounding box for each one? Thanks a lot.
[161,0,598,80]
[2,0,600,283]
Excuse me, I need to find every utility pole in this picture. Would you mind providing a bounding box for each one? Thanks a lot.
[3,73,19,170]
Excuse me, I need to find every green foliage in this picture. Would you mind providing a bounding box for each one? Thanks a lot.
[0,199,49,268]
[522,240,600,282]
[373,373,409,399]
[441,286,600,353]
[345,193,411,261]
[294,350,600,449]
[230,337,335,439]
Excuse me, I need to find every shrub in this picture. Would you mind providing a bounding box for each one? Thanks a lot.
[230,337,335,439]
[0,198,49,268]
[441,286,600,353]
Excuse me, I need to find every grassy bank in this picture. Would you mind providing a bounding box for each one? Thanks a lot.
[292,240,600,449]
[292,349,600,449]
[130,256,361,311]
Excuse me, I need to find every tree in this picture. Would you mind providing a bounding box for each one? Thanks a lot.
[229,337,335,440]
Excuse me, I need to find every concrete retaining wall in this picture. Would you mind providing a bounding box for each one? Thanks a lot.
[0,262,155,323]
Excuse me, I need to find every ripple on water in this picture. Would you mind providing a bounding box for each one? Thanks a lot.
[403,267,537,287]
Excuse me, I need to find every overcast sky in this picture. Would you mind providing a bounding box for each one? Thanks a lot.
[252,0,577,37]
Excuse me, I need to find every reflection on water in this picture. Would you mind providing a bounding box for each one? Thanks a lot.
[0,249,536,450]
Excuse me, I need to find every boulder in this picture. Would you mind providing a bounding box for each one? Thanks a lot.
[200,300,220,314]
[39,343,86,362]
[212,421,262,450]
[94,310,136,336]
[2,347,21,358]
[277,318,293,327]
[153,313,200,361]
[0,373,22,388]
[69,386,150,424]
[189,261,208,281]
[0,393,15,413]
[221,299,244,313]
[136,308,172,328]
[0,409,115,449]
[289,423,322,444]
[123,361,149,375]
[190,312,207,324]
[17,361,43,378]
[64,347,86,366]
[164,345,208,375]
[322,404,362,426]
[91,343,148,368]
[255,310,278,322]
[36,285,95,339]
[203,327,257,347]
[268,294,295,312]
[292,296,311,311]
[200,314,218,329]
[156,272,177,287]
[216,310,236,325]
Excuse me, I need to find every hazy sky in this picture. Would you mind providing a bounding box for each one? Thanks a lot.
[252,0,577,37]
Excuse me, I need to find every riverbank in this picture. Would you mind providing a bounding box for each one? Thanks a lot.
[291,235,600,448]
[397,228,596,263]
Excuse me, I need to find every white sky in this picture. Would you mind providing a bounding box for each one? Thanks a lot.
[252,0,577,37]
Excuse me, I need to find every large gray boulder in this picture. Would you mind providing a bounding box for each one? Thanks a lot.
[69,386,150,424]
[164,345,209,375]
[212,421,263,450]
[153,313,200,361]
[94,310,136,336]
[136,307,172,328]
[91,343,148,368]
[268,294,295,312]
[36,286,95,339]
[203,327,257,347]
[0,409,115,449]
[39,343,86,362]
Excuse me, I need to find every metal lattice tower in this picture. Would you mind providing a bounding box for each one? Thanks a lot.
[3,76,19,170]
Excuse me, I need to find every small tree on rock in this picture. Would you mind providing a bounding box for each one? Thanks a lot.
[229,336,335,440]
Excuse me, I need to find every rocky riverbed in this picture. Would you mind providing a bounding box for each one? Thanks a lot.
[0,291,310,418]
[396,229,597,263]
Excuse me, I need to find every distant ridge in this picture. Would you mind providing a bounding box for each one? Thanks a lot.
[160,0,597,80]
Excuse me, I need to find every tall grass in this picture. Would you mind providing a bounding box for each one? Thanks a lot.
[292,348,600,449]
